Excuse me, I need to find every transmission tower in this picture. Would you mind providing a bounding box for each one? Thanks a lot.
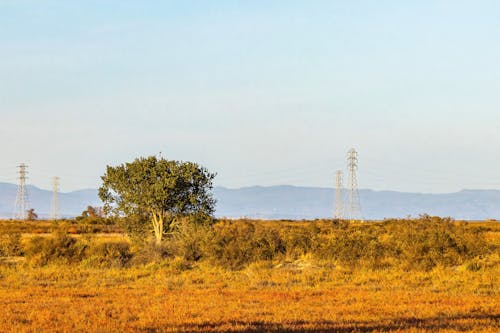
[50,176,60,220]
[334,170,343,219]
[347,148,363,222]
[13,163,29,220]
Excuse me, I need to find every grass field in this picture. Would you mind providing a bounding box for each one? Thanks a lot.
[0,219,499,332]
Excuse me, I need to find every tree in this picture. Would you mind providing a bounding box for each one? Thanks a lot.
[80,206,104,218]
[98,155,216,244]
[26,208,38,221]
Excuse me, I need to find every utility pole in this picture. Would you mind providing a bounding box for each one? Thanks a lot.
[347,148,362,222]
[13,163,29,220]
[334,170,343,219]
[50,176,60,220]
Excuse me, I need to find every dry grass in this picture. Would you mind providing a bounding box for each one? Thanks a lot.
[0,219,498,332]
[0,219,121,235]
[0,261,498,332]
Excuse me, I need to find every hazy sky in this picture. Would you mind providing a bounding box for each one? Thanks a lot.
[1,1,499,193]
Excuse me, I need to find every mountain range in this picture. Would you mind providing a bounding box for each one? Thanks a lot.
[1,182,499,220]
[214,186,500,220]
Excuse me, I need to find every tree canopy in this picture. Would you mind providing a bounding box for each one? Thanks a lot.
[26,208,38,221]
[99,156,216,244]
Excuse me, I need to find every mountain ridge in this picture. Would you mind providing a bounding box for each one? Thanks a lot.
[0,182,499,220]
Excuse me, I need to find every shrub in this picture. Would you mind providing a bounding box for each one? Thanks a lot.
[118,215,150,243]
[283,223,320,259]
[331,219,350,229]
[317,229,382,267]
[130,241,172,265]
[84,241,132,268]
[16,216,495,272]
[0,233,23,256]
[24,232,87,266]
[169,218,211,261]
[384,217,491,270]
[203,221,290,269]
[67,226,80,234]
[205,221,257,270]
[252,227,286,261]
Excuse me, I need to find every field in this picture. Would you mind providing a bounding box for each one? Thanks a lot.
[0,218,499,332]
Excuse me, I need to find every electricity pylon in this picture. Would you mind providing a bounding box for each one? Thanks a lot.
[347,149,363,222]
[50,176,60,220]
[334,170,343,219]
[13,163,29,220]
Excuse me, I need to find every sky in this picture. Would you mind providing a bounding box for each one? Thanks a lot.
[1,1,500,193]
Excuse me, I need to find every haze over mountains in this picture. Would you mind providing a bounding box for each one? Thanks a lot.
[215,186,500,220]
[1,182,499,220]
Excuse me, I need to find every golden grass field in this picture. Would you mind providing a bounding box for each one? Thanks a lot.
[0,220,499,332]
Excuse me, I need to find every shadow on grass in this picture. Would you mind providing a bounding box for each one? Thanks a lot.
[141,313,499,332]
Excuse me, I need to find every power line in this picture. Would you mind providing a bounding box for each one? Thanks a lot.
[13,163,29,220]
[334,170,343,219]
[50,176,60,220]
[347,149,363,222]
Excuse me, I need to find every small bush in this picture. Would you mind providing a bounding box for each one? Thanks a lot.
[67,226,80,234]
[317,229,382,268]
[130,241,172,265]
[24,232,86,266]
[168,256,192,273]
[84,241,132,268]
[118,215,150,243]
[0,233,23,256]
[170,219,211,261]
[205,221,257,270]
[283,224,320,259]
[203,221,289,269]
[384,217,491,270]
[252,227,286,261]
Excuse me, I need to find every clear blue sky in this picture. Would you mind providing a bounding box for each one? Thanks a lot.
[1,1,499,193]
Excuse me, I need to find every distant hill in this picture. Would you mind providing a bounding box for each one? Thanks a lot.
[0,183,499,220]
[214,186,500,220]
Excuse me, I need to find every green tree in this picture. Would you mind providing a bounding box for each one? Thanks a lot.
[99,156,216,244]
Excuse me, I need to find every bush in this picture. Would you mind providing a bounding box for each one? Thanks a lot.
[203,221,289,269]
[317,229,384,268]
[205,221,257,270]
[118,215,150,243]
[384,217,491,270]
[170,218,211,261]
[283,223,320,259]
[252,227,286,261]
[130,241,172,265]
[84,241,132,268]
[14,216,495,272]
[24,232,86,266]
[0,233,23,256]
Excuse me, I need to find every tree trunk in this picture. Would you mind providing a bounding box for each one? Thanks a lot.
[151,210,164,245]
